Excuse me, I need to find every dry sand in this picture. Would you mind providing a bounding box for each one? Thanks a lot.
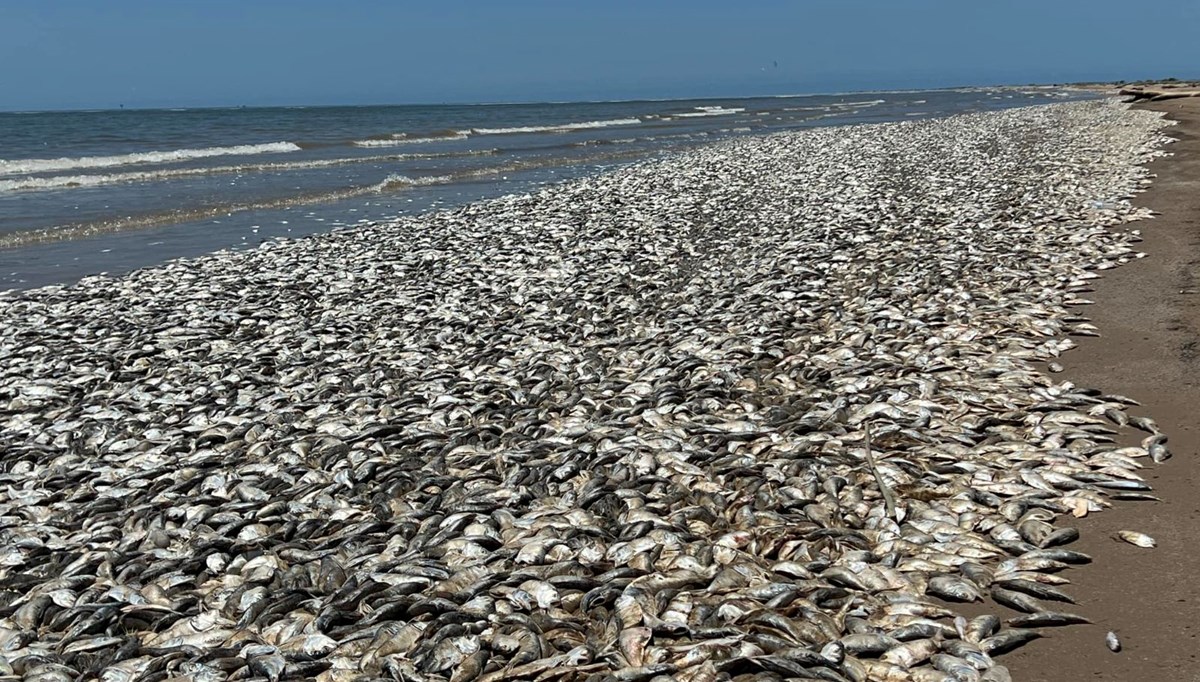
[1003,98,1200,680]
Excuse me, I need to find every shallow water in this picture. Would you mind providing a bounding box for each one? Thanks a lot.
[0,87,1093,289]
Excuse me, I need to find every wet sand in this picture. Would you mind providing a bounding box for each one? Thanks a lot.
[1005,98,1200,680]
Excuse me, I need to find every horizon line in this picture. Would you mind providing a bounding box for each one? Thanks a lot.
[0,78,1130,115]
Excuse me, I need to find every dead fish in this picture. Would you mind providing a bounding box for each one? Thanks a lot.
[1019,548,1091,565]
[1128,415,1161,434]
[980,629,1043,655]
[931,653,981,682]
[1148,441,1171,463]
[841,632,901,656]
[820,640,845,665]
[989,586,1043,614]
[962,614,1001,644]
[1115,530,1156,548]
[927,575,983,602]
[1106,630,1121,652]
[243,645,286,682]
[959,562,994,588]
[97,657,152,682]
[618,627,651,667]
[1007,611,1092,628]
[994,579,1075,604]
[0,101,1173,682]
[1041,526,1080,548]
[881,638,939,668]
[910,668,957,682]
[1109,492,1161,502]
[941,639,993,670]
[279,633,338,659]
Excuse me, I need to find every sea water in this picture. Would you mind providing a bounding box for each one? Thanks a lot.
[0,87,1094,289]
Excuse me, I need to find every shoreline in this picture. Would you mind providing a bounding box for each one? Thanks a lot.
[0,101,1180,681]
[0,87,1093,292]
[1004,98,1200,681]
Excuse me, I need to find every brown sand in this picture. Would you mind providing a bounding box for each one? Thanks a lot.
[1000,98,1200,680]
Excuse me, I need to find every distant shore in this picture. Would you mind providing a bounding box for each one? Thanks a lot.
[1066,78,1200,102]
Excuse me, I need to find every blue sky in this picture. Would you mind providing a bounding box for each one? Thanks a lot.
[2,0,1197,110]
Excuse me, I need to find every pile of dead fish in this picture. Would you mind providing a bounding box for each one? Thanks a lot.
[0,100,1175,681]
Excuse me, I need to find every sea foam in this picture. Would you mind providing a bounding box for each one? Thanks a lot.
[0,142,302,176]
[373,174,452,191]
[0,150,495,193]
[353,132,471,147]
[830,99,886,107]
[470,118,641,136]
[673,107,747,118]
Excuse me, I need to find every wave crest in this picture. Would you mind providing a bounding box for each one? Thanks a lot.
[373,174,452,191]
[470,118,641,135]
[672,107,746,119]
[0,149,499,193]
[0,142,302,177]
[353,130,472,147]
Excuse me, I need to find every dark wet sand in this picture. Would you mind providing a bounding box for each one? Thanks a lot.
[1003,98,1200,680]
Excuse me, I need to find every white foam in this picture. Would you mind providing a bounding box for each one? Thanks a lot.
[373,174,451,191]
[674,107,746,118]
[353,132,470,147]
[0,142,302,177]
[355,118,640,145]
[471,118,641,135]
[831,99,886,107]
[0,152,476,193]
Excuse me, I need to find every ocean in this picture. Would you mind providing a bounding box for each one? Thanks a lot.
[0,86,1094,290]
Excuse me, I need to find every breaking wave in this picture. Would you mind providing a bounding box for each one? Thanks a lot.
[470,118,642,135]
[0,148,650,249]
[0,142,302,176]
[830,99,887,107]
[353,130,471,147]
[672,107,747,118]
[0,150,499,193]
[373,174,453,191]
[352,119,643,146]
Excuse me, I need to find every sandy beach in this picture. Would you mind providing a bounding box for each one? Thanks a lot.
[1004,97,1200,681]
